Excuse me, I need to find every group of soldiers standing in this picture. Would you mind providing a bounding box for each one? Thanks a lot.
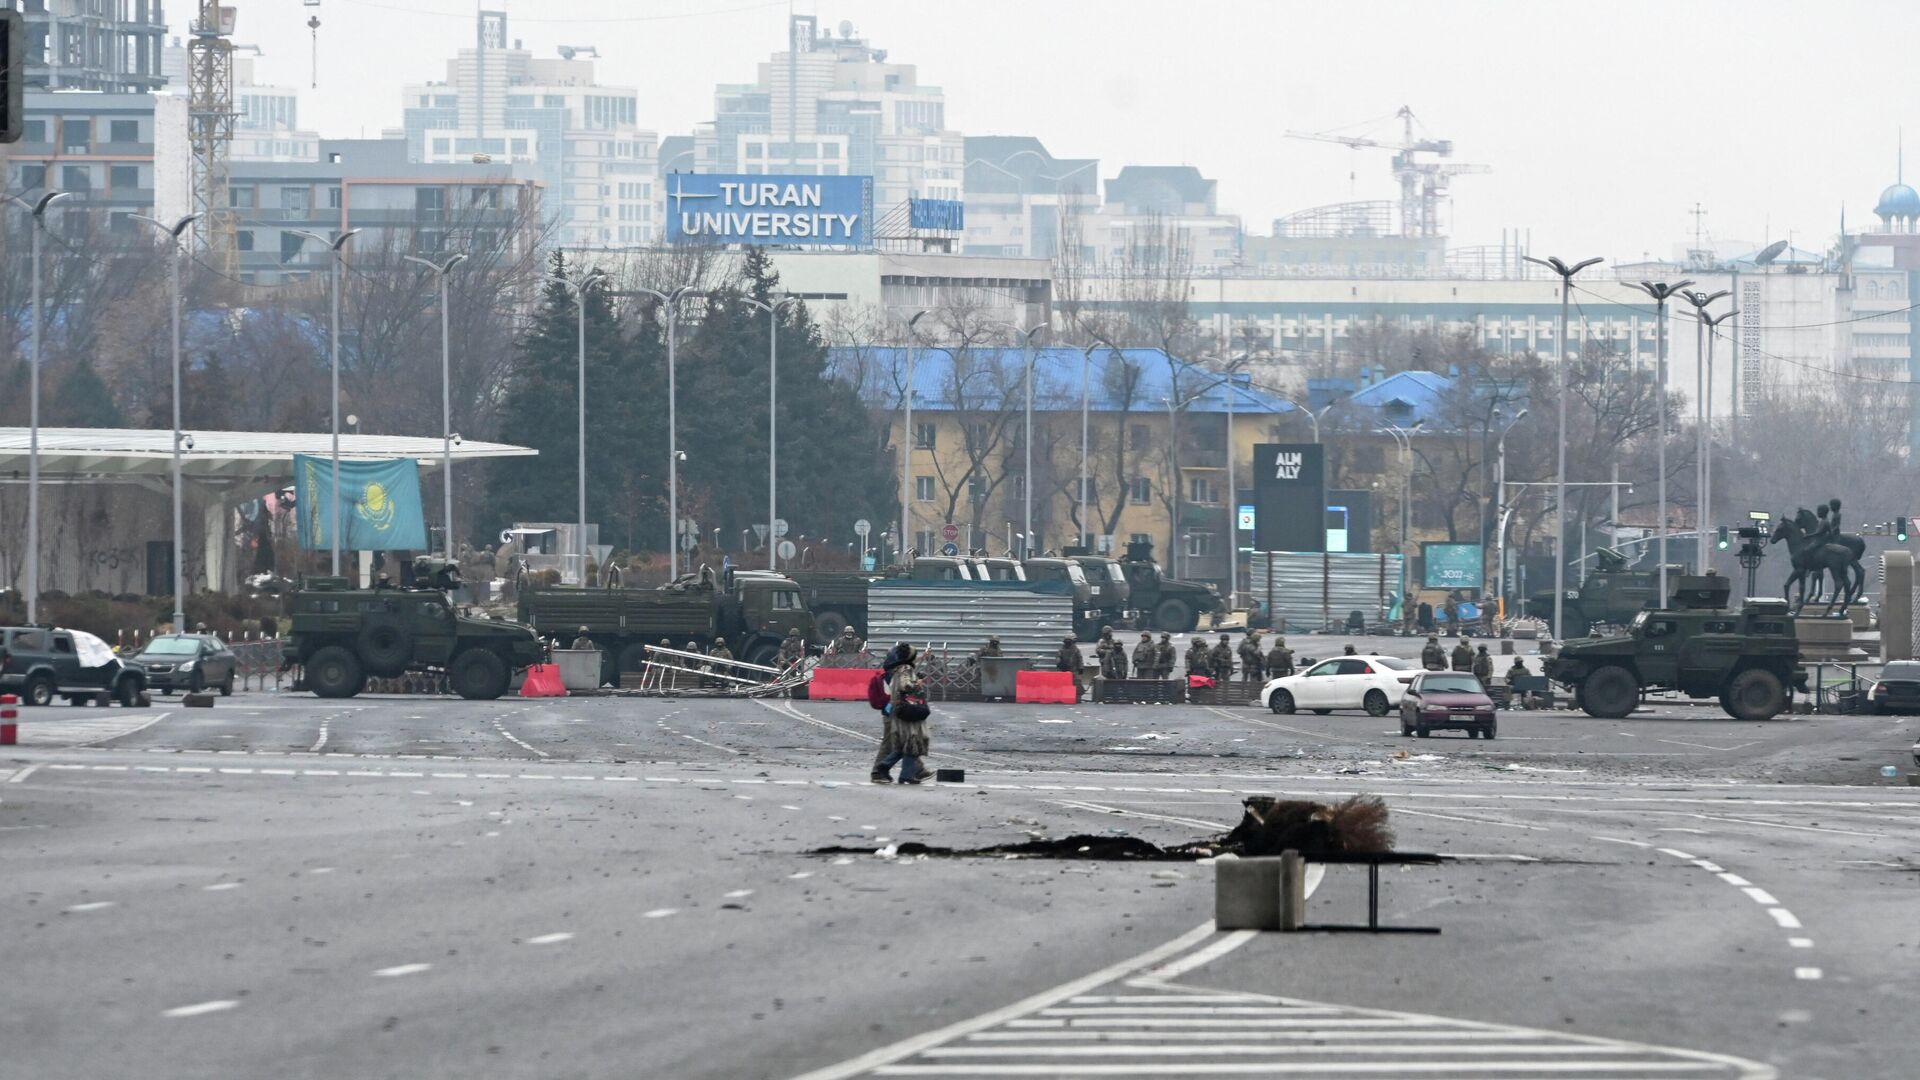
[1071,627,1295,683]
[1421,634,1499,681]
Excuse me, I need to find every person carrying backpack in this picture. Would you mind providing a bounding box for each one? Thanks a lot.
[867,643,914,784]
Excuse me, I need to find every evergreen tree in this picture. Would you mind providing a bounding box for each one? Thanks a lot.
[48,356,123,427]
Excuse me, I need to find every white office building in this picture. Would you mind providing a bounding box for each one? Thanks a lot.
[399,10,659,248]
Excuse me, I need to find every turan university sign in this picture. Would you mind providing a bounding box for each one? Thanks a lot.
[667,174,874,247]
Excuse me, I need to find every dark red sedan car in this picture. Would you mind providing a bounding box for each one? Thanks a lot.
[1399,671,1498,739]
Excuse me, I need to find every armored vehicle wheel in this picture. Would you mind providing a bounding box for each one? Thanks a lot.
[814,611,850,645]
[1579,665,1638,719]
[1153,597,1196,634]
[1364,689,1390,717]
[743,641,779,668]
[307,646,365,699]
[1724,668,1787,722]
[450,648,510,701]
[357,623,413,678]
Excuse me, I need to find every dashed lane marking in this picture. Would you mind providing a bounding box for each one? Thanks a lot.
[524,932,574,945]
[309,720,329,753]
[162,1000,238,1019]
[373,964,432,978]
[489,719,549,758]
[65,901,116,912]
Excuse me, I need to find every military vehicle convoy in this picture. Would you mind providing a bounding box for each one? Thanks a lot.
[282,559,544,700]
[519,567,813,684]
[1545,574,1801,722]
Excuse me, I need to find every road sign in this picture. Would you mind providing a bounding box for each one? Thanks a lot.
[773,518,790,538]
[941,542,959,557]
[940,523,960,543]
[751,523,769,542]
[678,517,698,536]
[679,533,697,551]
[853,518,872,538]
[587,544,613,566]
[778,540,797,560]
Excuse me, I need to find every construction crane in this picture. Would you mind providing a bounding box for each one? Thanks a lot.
[1284,106,1489,240]
[188,1,238,273]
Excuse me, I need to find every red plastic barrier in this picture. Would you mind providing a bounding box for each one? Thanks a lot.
[1187,675,1217,690]
[1015,670,1078,704]
[808,666,881,701]
[0,693,16,746]
[518,664,567,698]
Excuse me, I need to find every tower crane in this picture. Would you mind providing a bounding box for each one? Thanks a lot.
[1284,106,1489,239]
[188,1,238,272]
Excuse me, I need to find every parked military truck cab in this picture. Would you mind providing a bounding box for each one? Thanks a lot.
[283,560,544,700]
[1062,550,1135,629]
[1022,557,1097,636]
[1118,540,1225,633]
[1545,574,1801,722]
[1530,547,1684,638]
[973,557,1026,582]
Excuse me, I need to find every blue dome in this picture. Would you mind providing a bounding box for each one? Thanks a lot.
[1876,182,1920,218]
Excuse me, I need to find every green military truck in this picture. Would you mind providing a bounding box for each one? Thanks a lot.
[1062,550,1136,631]
[1118,540,1225,633]
[1530,548,1681,638]
[788,557,1001,644]
[1545,574,1801,722]
[519,567,813,683]
[282,562,544,700]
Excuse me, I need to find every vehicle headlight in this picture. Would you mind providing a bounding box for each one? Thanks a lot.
[180,660,196,672]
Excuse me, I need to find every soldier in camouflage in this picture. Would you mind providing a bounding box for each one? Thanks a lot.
[1209,633,1235,681]
[1237,631,1265,682]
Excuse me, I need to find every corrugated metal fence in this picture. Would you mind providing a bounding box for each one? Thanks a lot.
[1249,552,1406,633]
[868,582,1075,660]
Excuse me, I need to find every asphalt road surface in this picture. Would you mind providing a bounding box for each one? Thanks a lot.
[4,684,1917,1080]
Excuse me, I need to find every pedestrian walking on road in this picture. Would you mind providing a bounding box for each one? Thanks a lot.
[1472,644,1494,683]
[1421,636,1446,671]
[878,646,932,785]
[870,643,916,784]
[1450,637,1473,673]
[1209,634,1235,682]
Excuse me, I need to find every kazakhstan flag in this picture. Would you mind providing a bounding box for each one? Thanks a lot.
[293,454,429,551]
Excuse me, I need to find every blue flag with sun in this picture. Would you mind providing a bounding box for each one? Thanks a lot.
[293,454,429,552]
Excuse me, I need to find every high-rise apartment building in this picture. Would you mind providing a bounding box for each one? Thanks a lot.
[689,16,963,214]
[399,10,658,248]
[15,0,168,94]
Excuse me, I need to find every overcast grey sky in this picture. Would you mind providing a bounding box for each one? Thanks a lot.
[209,0,1916,262]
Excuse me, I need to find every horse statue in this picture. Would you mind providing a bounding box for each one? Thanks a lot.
[1771,508,1863,616]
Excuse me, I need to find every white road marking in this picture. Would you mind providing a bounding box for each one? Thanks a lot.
[202,882,243,892]
[1794,967,1823,981]
[1396,808,1546,832]
[373,963,432,977]
[1717,873,1752,887]
[1047,799,1230,832]
[162,1000,238,1018]
[1591,836,1653,848]
[1768,908,1803,929]
[65,901,116,912]
[525,932,574,944]
[1657,847,1697,860]
[643,908,679,919]
[1741,887,1780,906]
[1788,937,1812,948]
[724,889,754,898]
[7,764,39,783]
[309,721,329,753]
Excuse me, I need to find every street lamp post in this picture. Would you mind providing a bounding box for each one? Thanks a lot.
[4,191,71,623]
[1628,279,1694,603]
[1521,254,1602,643]
[403,253,468,557]
[742,294,804,570]
[554,270,610,583]
[1082,338,1116,549]
[1266,394,1332,443]
[1697,304,1737,575]
[1679,288,1732,572]
[133,213,203,631]
[1378,421,1424,619]
[290,229,362,577]
[1493,408,1528,616]
[634,285,698,576]
[902,310,931,560]
[1015,324,1047,557]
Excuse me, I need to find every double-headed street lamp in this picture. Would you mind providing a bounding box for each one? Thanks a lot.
[4,191,71,624]
[289,229,361,577]
[552,268,609,584]
[403,253,468,557]
[1521,254,1603,643]
[1627,279,1694,603]
[1377,420,1425,618]
[132,213,203,632]
[1695,303,1738,574]
[1679,288,1733,572]
[632,285,699,576]
[1265,393,1333,443]
[740,294,804,570]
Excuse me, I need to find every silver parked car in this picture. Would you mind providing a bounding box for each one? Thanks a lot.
[131,634,238,695]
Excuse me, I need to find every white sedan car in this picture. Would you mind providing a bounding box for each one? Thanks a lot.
[1260,654,1419,716]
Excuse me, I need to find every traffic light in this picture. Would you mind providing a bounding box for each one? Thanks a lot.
[1,11,23,145]
[1899,517,1910,543]
[1716,525,1729,550]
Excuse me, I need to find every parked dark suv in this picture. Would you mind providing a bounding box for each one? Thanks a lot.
[131,634,238,696]
[0,626,147,706]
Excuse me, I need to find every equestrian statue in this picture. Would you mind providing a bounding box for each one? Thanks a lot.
[1769,498,1865,616]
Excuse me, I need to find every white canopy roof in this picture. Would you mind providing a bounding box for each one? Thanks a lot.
[0,428,535,484]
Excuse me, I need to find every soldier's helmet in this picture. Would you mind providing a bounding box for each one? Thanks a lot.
[841,628,857,637]
[1063,636,1076,645]
[578,625,589,635]
[1102,625,1113,634]
[1159,632,1171,641]
[1218,634,1230,643]
[988,636,1000,643]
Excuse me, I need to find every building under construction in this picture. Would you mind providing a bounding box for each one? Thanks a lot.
[16,0,170,94]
